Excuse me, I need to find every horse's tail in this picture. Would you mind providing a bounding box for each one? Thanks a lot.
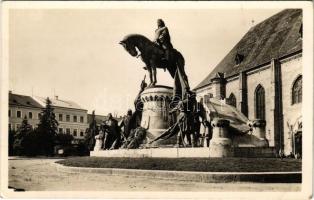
[176,50,185,72]
[167,49,185,78]
[174,50,190,90]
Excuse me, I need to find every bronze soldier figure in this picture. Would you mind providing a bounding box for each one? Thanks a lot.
[133,75,147,126]
[119,109,134,140]
[103,113,120,150]
[171,91,197,147]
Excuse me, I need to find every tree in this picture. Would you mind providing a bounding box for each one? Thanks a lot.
[23,129,40,156]
[9,125,16,156]
[84,110,98,151]
[37,97,59,156]
[13,116,32,156]
[55,133,74,146]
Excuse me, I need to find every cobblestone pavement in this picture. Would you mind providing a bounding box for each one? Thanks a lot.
[9,158,301,191]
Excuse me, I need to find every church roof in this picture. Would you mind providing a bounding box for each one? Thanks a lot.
[9,92,43,108]
[195,9,302,90]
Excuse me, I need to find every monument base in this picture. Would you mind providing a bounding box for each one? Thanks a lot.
[254,138,269,147]
[91,148,210,158]
[90,146,276,158]
[140,85,175,147]
[209,138,233,157]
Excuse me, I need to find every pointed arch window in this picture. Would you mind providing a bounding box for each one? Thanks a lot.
[255,85,265,120]
[292,75,302,104]
[228,93,237,108]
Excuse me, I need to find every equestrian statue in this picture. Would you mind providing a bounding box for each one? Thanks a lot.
[119,19,189,89]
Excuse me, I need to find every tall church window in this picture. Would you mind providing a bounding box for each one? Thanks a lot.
[228,93,237,108]
[292,75,302,104]
[255,84,265,120]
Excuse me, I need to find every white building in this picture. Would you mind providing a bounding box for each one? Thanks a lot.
[34,96,89,139]
[9,92,89,140]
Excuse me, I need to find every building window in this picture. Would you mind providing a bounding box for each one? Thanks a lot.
[16,124,21,130]
[255,84,265,120]
[80,130,84,137]
[292,75,302,105]
[66,115,70,122]
[9,124,12,130]
[8,110,11,117]
[28,112,33,119]
[235,53,244,65]
[73,116,77,123]
[66,128,71,134]
[73,129,77,137]
[59,114,63,121]
[59,128,63,133]
[227,93,237,108]
[80,116,84,123]
[17,111,22,118]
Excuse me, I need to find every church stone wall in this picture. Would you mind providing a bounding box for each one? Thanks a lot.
[195,85,213,101]
[280,55,302,155]
[246,66,274,146]
[194,55,302,155]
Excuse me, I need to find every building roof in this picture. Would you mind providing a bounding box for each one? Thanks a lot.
[195,9,302,90]
[9,92,43,108]
[34,96,86,110]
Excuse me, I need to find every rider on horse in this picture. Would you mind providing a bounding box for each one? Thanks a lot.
[154,19,173,61]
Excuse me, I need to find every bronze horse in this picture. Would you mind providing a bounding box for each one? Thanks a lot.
[119,34,188,87]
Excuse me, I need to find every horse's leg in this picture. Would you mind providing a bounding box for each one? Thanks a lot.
[147,67,153,87]
[152,66,157,86]
[150,58,157,86]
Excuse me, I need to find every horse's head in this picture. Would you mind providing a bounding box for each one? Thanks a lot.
[119,38,138,57]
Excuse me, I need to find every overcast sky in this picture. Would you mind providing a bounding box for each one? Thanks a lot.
[9,8,281,116]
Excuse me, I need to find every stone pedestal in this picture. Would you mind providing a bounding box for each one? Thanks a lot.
[251,119,269,147]
[93,134,104,151]
[209,118,233,157]
[140,85,174,147]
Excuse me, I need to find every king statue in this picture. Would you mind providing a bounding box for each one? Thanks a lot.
[154,19,173,61]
